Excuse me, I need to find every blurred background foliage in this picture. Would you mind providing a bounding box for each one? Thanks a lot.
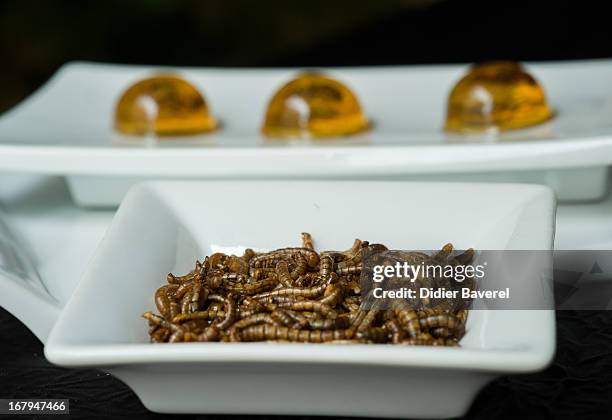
[0,0,610,113]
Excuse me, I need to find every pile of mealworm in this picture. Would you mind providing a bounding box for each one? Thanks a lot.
[143,233,470,345]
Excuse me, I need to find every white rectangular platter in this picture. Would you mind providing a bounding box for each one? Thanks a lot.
[1,60,612,206]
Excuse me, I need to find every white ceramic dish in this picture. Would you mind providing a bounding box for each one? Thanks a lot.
[0,60,612,205]
[20,180,555,418]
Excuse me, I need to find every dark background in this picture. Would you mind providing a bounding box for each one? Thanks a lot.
[2,1,612,419]
[2,0,612,113]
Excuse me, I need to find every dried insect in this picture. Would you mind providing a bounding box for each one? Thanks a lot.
[144,234,470,347]
[335,262,362,276]
[167,270,197,284]
[172,282,194,300]
[274,300,337,319]
[318,283,343,307]
[276,261,295,288]
[384,319,404,344]
[270,309,301,328]
[172,310,224,324]
[229,313,279,341]
[307,316,350,330]
[301,232,314,250]
[208,294,237,330]
[189,281,208,313]
[240,324,347,343]
[154,285,174,319]
[319,255,334,277]
[253,283,327,301]
[356,327,389,343]
[290,255,308,280]
[395,309,421,339]
[226,275,278,295]
[418,313,465,335]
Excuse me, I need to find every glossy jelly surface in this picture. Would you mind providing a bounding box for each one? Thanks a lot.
[446,61,553,133]
[262,73,369,139]
[114,75,217,137]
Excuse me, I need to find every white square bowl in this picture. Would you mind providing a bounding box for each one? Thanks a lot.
[45,181,556,418]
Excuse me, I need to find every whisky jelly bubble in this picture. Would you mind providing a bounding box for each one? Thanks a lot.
[114,74,217,137]
[445,61,553,133]
[262,72,369,139]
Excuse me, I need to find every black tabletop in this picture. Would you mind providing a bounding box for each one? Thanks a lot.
[1,308,611,420]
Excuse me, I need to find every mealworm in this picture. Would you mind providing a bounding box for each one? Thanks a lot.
[145,235,470,347]
[172,310,225,323]
[208,294,237,330]
[240,325,347,342]
[253,283,327,301]
[274,301,337,319]
[301,232,314,250]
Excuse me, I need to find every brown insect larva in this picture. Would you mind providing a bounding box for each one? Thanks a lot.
[290,255,308,280]
[270,309,301,328]
[356,327,389,343]
[432,243,454,263]
[143,312,182,333]
[324,238,363,262]
[275,301,337,319]
[335,262,363,276]
[155,285,174,319]
[384,319,404,344]
[172,282,194,300]
[251,248,319,269]
[307,316,350,330]
[208,294,237,330]
[167,271,197,284]
[301,232,314,250]
[237,307,261,319]
[456,309,468,323]
[275,261,295,288]
[228,255,249,275]
[229,313,279,341]
[395,309,421,339]
[342,301,361,314]
[355,309,380,332]
[243,248,256,263]
[430,327,454,338]
[189,282,208,313]
[418,313,463,333]
[208,252,229,269]
[237,276,279,295]
[172,310,224,324]
[151,327,171,343]
[318,283,343,307]
[232,313,278,330]
[283,310,309,326]
[253,283,327,301]
[240,324,347,343]
[145,235,470,346]
[400,332,450,346]
[169,302,181,320]
[168,330,185,343]
[249,267,275,281]
[319,255,334,277]
[180,292,193,315]
[239,296,267,311]
[194,325,221,342]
